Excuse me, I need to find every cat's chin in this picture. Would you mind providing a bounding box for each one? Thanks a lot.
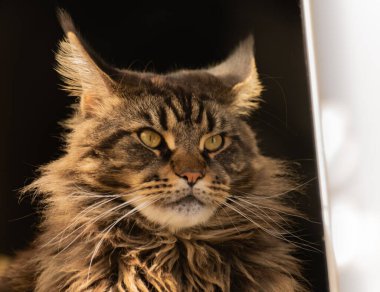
[138,197,215,232]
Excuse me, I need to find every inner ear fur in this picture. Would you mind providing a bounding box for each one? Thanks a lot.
[56,10,117,116]
[207,36,263,115]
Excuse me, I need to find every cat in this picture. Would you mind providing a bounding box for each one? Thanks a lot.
[1,10,306,292]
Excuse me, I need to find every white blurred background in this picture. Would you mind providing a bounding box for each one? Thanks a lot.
[309,1,380,291]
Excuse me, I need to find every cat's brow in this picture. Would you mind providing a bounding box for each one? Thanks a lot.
[140,112,153,125]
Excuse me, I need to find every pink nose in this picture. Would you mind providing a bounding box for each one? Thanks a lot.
[180,171,203,186]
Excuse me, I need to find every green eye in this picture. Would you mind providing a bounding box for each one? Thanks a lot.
[139,129,162,148]
[204,134,223,152]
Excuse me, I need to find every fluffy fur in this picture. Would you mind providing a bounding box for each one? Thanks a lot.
[1,11,307,291]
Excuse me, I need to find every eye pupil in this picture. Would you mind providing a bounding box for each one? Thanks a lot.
[204,134,223,152]
[139,130,162,148]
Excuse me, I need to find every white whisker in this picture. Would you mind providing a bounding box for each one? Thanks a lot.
[234,197,320,251]
[54,196,147,256]
[86,196,161,282]
[231,177,316,200]
[226,198,321,253]
[222,200,285,241]
[43,196,120,248]
[214,201,242,235]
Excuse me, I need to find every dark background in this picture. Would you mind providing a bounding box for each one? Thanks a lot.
[0,0,328,291]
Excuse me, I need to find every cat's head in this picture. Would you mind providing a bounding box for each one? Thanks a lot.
[55,11,263,232]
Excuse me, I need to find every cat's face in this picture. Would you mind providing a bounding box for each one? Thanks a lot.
[76,80,258,231]
[57,13,262,231]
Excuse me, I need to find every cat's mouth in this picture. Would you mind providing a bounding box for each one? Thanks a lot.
[138,188,215,231]
[165,194,205,208]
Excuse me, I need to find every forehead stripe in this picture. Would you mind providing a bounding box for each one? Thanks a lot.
[195,101,204,124]
[164,97,182,121]
[183,95,193,123]
[206,110,215,132]
[158,106,168,130]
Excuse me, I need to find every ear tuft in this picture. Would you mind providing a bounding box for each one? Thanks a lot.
[55,10,115,116]
[57,9,76,35]
[208,36,263,115]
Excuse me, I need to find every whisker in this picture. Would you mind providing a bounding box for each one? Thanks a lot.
[231,195,310,238]
[222,200,286,241]
[232,195,317,223]
[67,194,124,198]
[47,187,146,248]
[69,180,168,199]
[86,196,161,282]
[54,196,147,255]
[226,198,321,253]
[230,177,316,200]
[230,198,283,233]
[214,201,242,236]
[235,198,320,252]
[229,197,288,230]
[51,182,167,249]
[43,196,121,248]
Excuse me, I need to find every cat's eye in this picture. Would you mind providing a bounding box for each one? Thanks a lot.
[204,134,224,152]
[139,129,162,148]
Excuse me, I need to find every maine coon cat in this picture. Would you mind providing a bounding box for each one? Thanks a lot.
[2,11,306,291]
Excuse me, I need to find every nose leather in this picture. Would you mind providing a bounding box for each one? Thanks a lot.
[180,171,204,185]
[171,149,206,186]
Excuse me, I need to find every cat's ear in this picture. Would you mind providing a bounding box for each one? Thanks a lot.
[207,36,263,115]
[56,10,116,116]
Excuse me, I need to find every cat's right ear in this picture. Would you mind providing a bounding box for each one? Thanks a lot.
[207,36,263,116]
[56,10,116,117]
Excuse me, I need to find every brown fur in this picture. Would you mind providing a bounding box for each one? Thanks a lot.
[1,11,307,291]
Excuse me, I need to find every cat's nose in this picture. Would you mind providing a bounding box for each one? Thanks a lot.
[180,171,204,186]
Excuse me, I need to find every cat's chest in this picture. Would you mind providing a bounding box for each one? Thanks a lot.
[114,240,233,291]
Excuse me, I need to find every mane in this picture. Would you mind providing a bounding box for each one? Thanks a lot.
[6,151,306,291]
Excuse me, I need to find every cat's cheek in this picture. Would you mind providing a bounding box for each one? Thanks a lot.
[122,170,155,186]
[214,148,248,176]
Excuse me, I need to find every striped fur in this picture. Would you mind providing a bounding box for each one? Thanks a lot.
[2,11,306,292]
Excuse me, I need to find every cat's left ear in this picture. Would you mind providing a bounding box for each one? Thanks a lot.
[56,10,117,117]
[207,36,263,115]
